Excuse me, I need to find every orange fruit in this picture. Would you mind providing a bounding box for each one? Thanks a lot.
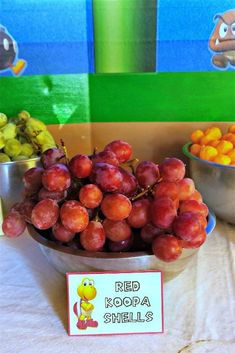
[199,146,218,161]
[190,144,201,156]
[214,154,231,165]
[190,129,204,144]
[216,140,233,154]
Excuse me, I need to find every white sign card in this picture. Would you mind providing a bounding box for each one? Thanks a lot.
[66,271,164,336]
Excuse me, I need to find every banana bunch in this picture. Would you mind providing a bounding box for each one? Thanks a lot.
[0,111,56,163]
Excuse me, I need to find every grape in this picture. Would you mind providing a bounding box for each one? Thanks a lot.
[13,155,29,161]
[108,236,134,252]
[188,190,203,203]
[140,223,162,244]
[104,140,132,163]
[118,168,138,196]
[69,154,93,178]
[38,188,67,203]
[159,158,185,182]
[0,132,5,149]
[25,117,46,137]
[179,200,209,218]
[178,178,195,201]
[0,112,7,128]
[35,130,55,146]
[91,163,123,192]
[135,161,160,188]
[18,199,36,223]
[154,181,179,200]
[181,229,206,249]
[4,138,22,157]
[103,219,132,241]
[23,167,44,195]
[2,211,26,237]
[80,221,106,251]
[19,143,34,158]
[42,163,71,192]
[101,194,132,221]
[31,199,59,230]
[79,184,103,209]
[52,221,75,243]
[91,150,119,166]
[40,148,65,168]
[192,213,207,229]
[60,200,89,233]
[151,197,177,230]
[173,212,203,241]
[152,234,182,262]
[127,199,151,228]
[1,123,17,140]
[0,153,10,162]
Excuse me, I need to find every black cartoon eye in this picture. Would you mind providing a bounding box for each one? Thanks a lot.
[83,279,89,286]
[219,22,228,38]
[232,22,235,35]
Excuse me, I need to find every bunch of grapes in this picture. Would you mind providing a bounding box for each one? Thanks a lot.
[2,140,209,263]
[0,111,56,163]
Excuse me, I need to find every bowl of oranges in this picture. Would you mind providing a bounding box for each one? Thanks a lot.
[183,124,235,224]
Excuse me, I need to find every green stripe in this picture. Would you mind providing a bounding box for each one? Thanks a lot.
[0,74,90,125]
[89,72,235,122]
[0,72,235,124]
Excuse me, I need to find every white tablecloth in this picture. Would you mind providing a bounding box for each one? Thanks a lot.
[0,220,235,353]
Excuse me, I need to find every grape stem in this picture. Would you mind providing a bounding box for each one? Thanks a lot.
[131,185,152,201]
[60,139,69,165]
[121,158,139,173]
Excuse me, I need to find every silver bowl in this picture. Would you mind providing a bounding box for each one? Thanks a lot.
[0,157,41,214]
[27,210,216,282]
[183,142,235,224]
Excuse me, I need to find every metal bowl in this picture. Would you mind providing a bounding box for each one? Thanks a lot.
[27,210,216,281]
[183,142,235,224]
[0,157,41,214]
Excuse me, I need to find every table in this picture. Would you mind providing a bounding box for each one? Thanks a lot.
[1,220,235,353]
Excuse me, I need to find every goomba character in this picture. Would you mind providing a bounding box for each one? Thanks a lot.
[209,10,235,69]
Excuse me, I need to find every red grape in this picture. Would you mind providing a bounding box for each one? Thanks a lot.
[69,154,92,178]
[31,199,59,230]
[80,221,106,251]
[104,140,132,163]
[181,229,206,249]
[91,150,119,166]
[188,190,203,203]
[151,197,177,230]
[38,188,67,202]
[127,199,151,228]
[108,236,134,252]
[18,199,36,223]
[91,163,123,192]
[42,163,71,192]
[23,167,44,195]
[179,199,209,218]
[2,212,26,237]
[159,158,185,182]
[103,219,132,241]
[135,161,160,188]
[41,148,65,169]
[140,223,162,244]
[52,221,75,242]
[118,168,138,196]
[152,234,182,262]
[101,194,132,221]
[173,212,203,241]
[79,184,103,209]
[60,200,89,233]
[178,178,195,201]
[154,181,179,200]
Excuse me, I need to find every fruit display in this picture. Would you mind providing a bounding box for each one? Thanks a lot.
[2,140,210,263]
[189,124,235,166]
[0,111,56,162]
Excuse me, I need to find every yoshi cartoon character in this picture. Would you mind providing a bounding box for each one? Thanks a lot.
[209,9,235,69]
[73,277,98,330]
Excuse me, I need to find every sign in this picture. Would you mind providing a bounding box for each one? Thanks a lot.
[66,271,164,336]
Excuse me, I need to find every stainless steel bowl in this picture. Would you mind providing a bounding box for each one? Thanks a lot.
[27,210,216,282]
[183,142,235,224]
[0,157,41,214]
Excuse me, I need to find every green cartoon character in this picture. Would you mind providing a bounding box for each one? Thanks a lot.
[73,277,98,330]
